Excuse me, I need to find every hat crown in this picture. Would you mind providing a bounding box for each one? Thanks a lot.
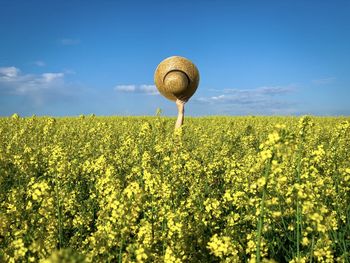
[154,56,200,101]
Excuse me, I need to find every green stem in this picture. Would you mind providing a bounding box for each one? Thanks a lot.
[295,141,303,261]
[256,188,267,262]
[310,236,314,263]
[256,157,273,262]
[118,238,124,263]
[296,166,301,260]
[162,218,166,256]
[55,180,63,249]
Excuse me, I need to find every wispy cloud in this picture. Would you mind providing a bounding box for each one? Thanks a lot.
[114,85,136,92]
[197,85,295,104]
[139,85,159,95]
[0,66,20,79]
[59,38,80,46]
[33,60,46,67]
[312,77,336,85]
[0,66,64,94]
[63,69,76,75]
[114,84,159,95]
[0,66,74,106]
[195,85,297,115]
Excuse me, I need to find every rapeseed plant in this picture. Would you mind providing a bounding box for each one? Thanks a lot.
[0,116,349,262]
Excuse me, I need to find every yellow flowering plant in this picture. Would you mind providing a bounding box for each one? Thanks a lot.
[0,115,349,262]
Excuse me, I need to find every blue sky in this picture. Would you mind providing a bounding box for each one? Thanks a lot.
[0,0,349,116]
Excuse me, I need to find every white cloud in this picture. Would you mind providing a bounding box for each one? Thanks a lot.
[114,84,159,95]
[63,69,76,75]
[222,85,295,95]
[114,85,136,92]
[59,38,80,45]
[195,85,297,115]
[0,66,20,79]
[312,77,336,85]
[42,73,64,83]
[139,85,159,95]
[0,66,72,107]
[33,60,46,67]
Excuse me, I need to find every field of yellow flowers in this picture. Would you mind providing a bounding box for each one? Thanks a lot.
[0,115,349,262]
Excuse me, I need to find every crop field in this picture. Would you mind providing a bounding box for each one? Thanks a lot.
[0,115,349,262]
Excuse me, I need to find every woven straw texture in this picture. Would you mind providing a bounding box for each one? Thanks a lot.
[154,56,200,101]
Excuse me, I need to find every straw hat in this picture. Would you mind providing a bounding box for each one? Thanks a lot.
[154,56,200,101]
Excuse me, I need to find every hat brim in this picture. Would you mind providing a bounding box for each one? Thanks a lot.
[154,56,200,101]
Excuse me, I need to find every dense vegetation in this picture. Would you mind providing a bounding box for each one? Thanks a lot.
[0,115,349,262]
